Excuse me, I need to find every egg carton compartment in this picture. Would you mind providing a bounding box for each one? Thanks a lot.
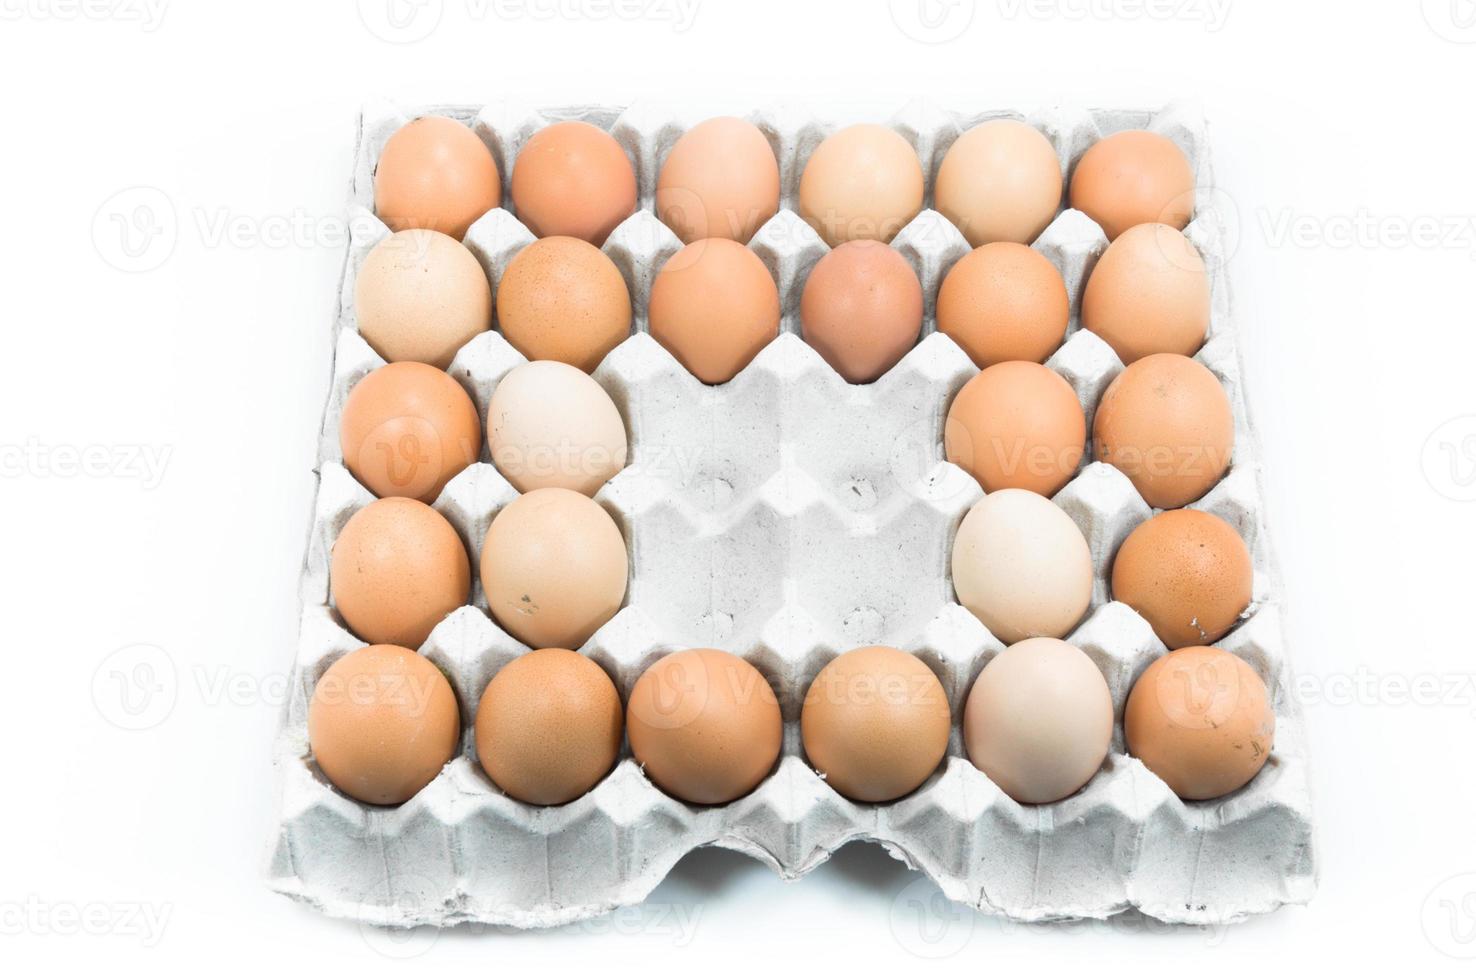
[268,100,1315,930]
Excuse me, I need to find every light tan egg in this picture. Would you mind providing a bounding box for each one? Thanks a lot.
[308,644,460,806]
[936,243,1070,367]
[945,361,1085,497]
[798,124,925,247]
[375,116,501,241]
[488,360,627,496]
[800,241,923,383]
[479,488,627,649]
[936,119,1063,246]
[474,648,623,806]
[495,236,632,374]
[656,116,780,244]
[339,362,481,503]
[355,229,491,369]
[626,648,782,805]
[1082,222,1210,364]
[1125,646,1275,800]
[510,121,636,246]
[801,646,951,802]
[1092,353,1233,509]
[648,238,779,383]
[1069,130,1194,240]
[330,497,471,649]
[1112,508,1252,649]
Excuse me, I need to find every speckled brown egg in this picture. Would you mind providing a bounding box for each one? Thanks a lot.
[656,116,780,244]
[375,116,501,242]
[308,644,460,806]
[800,241,923,383]
[339,362,481,503]
[1082,222,1210,364]
[479,488,628,650]
[936,243,1070,367]
[1092,353,1233,509]
[355,229,491,370]
[331,497,471,649]
[510,122,636,246]
[1125,646,1275,800]
[1069,130,1194,241]
[801,646,950,802]
[1112,508,1252,649]
[798,124,924,247]
[474,648,623,806]
[495,236,632,374]
[626,648,782,805]
[648,238,779,383]
[936,119,1063,246]
[945,361,1086,497]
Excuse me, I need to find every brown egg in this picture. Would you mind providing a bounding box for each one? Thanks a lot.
[656,117,780,244]
[935,119,1063,246]
[375,116,501,241]
[474,648,623,805]
[1082,223,1210,364]
[800,646,950,802]
[1125,646,1275,800]
[355,229,492,369]
[1112,509,1252,649]
[510,122,636,246]
[945,361,1086,497]
[479,488,627,649]
[1093,353,1233,508]
[308,644,460,806]
[626,648,782,805]
[648,239,780,383]
[800,241,923,383]
[331,497,471,649]
[936,243,1070,367]
[495,236,632,373]
[1069,130,1194,241]
[798,124,925,247]
[340,362,481,503]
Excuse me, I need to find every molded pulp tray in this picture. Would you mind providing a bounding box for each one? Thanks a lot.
[265,99,1317,929]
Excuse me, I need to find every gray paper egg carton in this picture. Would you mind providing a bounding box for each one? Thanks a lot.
[266,99,1316,930]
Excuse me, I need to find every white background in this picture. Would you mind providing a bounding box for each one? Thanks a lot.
[2,0,1474,973]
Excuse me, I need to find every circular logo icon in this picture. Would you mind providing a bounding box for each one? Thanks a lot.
[1160,184,1242,275]
[889,416,975,502]
[91,644,178,730]
[92,187,177,273]
[357,0,444,44]
[1154,649,1242,730]
[354,415,445,501]
[889,0,976,44]
[888,876,974,958]
[357,873,442,958]
[1422,0,1476,43]
[1422,872,1476,958]
[628,652,712,732]
[1422,415,1476,502]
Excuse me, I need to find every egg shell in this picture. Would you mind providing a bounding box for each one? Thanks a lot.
[494,236,633,374]
[626,648,782,806]
[656,116,780,244]
[374,116,501,242]
[487,360,628,496]
[798,124,924,247]
[474,648,623,806]
[648,238,780,384]
[944,361,1085,497]
[1125,646,1275,800]
[799,241,923,383]
[800,646,950,803]
[1068,129,1194,241]
[935,119,1063,246]
[510,121,637,246]
[1092,353,1233,509]
[936,242,1070,367]
[354,229,492,369]
[1082,222,1210,364]
[307,644,461,806]
[1112,508,1252,649]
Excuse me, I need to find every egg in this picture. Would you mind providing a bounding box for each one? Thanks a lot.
[945,361,1085,497]
[648,238,780,383]
[800,241,923,383]
[1125,646,1275,800]
[963,638,1112,804]
[935,119,1062,246]
[355,229,492,370]
[488,361,627,495]
[495,236,632,373]
[339,362,481,503]
[800,646,950,802]
[479,487,627,649]
[1093,353,1233,508]
[952,489,1093,643]
[308,644,460,806]
[656,116,780,244]
[798,124,924,247]
[474,648,623,806]
[1082,222,1210,364]
[1069,130,1194,241]
[375,116,501,241]
[1112,509,1252,649]
[330,497,471,649]
[626,648,782,805]
[936,243,1069,367]
[510,121,636,246]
